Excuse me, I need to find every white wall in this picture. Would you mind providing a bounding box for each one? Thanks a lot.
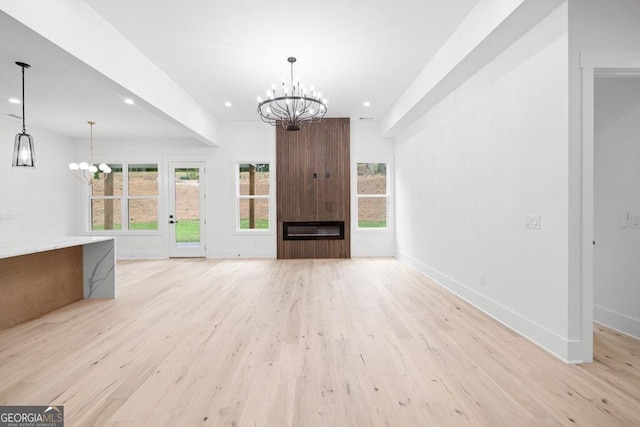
[209,122,276,258]
[395,4,572,359]
[77,127,277,259]
[567,0,640,360]
[0,117,76,240]
[351,120,396,256]
[73,137,215,258]
[82,120,397,259]
[594,77,640,339]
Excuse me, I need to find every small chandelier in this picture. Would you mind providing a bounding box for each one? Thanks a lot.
[12,62,36,168]
[69,121,111,185]
[257,57,327,131]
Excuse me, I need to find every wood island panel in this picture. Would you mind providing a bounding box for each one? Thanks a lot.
[0,246,83,330]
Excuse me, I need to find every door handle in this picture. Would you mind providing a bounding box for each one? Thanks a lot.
[169,220,179,224]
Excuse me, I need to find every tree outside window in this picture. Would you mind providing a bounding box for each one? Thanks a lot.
[91,163,158,231]
[237,163,270,230]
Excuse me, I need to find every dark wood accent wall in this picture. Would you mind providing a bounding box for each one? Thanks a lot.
[277,118,350,259]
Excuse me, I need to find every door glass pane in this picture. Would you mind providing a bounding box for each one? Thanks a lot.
[174,168,200,245]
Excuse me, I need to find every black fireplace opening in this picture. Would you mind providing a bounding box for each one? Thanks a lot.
[283,221,345,240]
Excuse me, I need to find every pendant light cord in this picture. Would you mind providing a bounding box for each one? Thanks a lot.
[15,62,31,134]
[89,121,94,165]
[21,65,26,134]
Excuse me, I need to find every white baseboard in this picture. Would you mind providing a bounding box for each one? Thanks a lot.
[594,305,640,340]
[208,250,275,259]
[352,249,396,257]
[116,251,165,259]
[397,251,580,363]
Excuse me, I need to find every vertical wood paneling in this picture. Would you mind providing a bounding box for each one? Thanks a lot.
[277,118,350,259]
[0,247,83,330]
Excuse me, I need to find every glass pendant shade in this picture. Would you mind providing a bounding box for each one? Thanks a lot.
[12,132,36,167]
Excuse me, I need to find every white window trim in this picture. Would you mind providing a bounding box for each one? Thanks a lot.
[85,162,161,235]
[234,161,273,233]
[354,161,392,233]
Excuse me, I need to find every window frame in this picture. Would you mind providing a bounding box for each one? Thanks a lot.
[86,162,160,235]
[355,161,392,232]
[235,161,272,233]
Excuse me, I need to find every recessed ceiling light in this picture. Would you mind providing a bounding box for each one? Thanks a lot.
[224,101,232,108]
[363,101,371,107]
[8,98,20,104]
[124,98,135,105]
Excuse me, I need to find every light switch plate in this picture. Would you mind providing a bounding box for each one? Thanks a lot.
[525,215,541,229]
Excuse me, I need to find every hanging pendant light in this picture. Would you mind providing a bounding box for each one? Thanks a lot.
[12,62,36,168]
[257,57,327,131]
[69,121,111,185]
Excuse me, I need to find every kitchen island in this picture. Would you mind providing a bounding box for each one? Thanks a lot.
[0,236,115,330]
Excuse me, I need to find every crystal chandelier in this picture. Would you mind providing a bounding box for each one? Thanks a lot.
[257,57,327,131]
[69,121,111,185]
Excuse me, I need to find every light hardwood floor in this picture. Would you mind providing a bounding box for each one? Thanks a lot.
[0,258,638,426]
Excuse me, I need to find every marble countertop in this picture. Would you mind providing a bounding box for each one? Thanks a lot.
[0,236,115,259]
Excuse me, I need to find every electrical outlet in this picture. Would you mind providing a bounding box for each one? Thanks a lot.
[619,212,630,228]
[525,215,541,229]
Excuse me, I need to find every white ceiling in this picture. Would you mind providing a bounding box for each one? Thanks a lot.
[1,0,481,139]
[0,11,189,139]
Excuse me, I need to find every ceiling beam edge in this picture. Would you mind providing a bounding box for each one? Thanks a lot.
[380,0,566,139]
[0,0,219,146]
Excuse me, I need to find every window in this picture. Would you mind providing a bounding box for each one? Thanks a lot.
[237,162,270,230]
[91,163,158,231]
[357,162,388,229]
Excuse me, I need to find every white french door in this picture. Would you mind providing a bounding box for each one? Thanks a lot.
[168,162,206,257]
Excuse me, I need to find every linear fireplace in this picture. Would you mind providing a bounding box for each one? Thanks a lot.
[283,221,345,241]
